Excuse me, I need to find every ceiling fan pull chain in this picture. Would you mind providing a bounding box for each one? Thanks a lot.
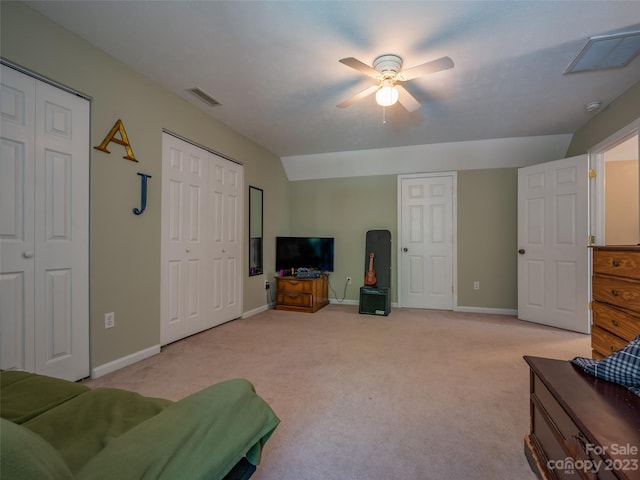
[383,105,386,124]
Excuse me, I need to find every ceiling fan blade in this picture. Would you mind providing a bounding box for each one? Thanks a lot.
[339,57,380,79]
[337,84,380,108]
[396,85,421,112]
[398,56,454,81]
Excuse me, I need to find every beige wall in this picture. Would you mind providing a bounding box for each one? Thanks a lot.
[287,169,518,309]
[457,168,517,309]
[566,80,640,156]
[1,2,289,368]
[605,160,639,245]
[288,175,397,301]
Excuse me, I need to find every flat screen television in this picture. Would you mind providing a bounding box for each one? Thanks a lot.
[276,236,334,273]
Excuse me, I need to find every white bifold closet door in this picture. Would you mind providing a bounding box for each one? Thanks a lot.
[0,64,90,381]
[161,133,243,345]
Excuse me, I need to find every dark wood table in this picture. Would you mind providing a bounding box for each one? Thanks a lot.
[524,355,640,480]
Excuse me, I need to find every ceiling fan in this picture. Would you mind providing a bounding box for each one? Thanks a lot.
[337,54,454,111]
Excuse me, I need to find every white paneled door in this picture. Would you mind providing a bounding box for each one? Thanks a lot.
[209,154,243,323]
[517,155,589,333]
[161,133,243,345]
[399,174,455,309]
[0,65,89,381]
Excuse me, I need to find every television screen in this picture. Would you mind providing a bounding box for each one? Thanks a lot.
[276,237,334,273]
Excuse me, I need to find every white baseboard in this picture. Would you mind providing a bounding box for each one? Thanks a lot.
[242,303,273,318]
[91,344,160,379]
[329,299,359,306]
[455,306,517,316]
[329,299,401,308]
[252,300,486,312]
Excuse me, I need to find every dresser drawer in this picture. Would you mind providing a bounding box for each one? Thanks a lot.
[592,325,630,357]
[592,274,640,311]
[592,302,640,342]
[531,378,590,479]
[593,250,640,280]
[276,292,313,308]
[532,405,579,479]
[276,278,313,293]
[533,376,580,444]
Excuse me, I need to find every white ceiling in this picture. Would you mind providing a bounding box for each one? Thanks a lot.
[25,1,640,162]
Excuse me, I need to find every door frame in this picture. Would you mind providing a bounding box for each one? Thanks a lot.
[588,118,640,246]
[396,172,458,309]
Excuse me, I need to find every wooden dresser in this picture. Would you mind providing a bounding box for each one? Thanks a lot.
[274,275,329,313]
[592,246,640,359]
[524,356,640,480]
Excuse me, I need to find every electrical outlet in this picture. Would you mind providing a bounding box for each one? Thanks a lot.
[104,312,115,329]
[265,280,270,290]
[473,281,480,290]
[347,276,352,285]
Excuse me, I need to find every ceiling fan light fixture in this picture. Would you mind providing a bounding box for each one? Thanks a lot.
[376,85,399,107]
[585,101,602,112]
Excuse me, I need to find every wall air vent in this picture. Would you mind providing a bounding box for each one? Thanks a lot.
[565,30,640,74]
[187,87,222,107]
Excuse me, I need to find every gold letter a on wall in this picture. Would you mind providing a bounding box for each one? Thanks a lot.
[94,119,138,162]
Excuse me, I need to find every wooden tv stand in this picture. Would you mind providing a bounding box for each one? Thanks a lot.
[274,275,329,313]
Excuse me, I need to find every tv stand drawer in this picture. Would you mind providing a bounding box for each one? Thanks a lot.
[277,292,313,308]
[276,278,313,293]
[274,275,329,313]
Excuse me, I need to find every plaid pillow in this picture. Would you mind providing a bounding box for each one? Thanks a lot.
[571,334,640,397]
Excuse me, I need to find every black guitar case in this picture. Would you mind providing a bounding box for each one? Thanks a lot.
[363,229,391,288]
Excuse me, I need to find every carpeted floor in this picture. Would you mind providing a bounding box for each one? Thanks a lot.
[86,305,592,480]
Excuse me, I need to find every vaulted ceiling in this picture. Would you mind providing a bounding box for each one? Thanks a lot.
[25,1,640,161]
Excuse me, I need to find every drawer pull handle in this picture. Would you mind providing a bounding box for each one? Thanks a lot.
[612,319,620,327]
[611,289,620,296]
[612,260,621,267]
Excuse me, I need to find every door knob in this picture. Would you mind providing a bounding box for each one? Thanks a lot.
[518,249,525,255]
[23,251,34,258]
[186,248,191,253]
[403,247,408,252]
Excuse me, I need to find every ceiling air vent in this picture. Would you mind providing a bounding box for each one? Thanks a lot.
[565,30,640,74]
[187,87,222,107]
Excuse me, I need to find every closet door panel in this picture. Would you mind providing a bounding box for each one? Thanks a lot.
[0,273,30,371]
[208,156,242,323]
[44,268,72,359]
[0,67,36,372]
[0,66,89,381]
[34,78,89,380]
[161,134,243,344]
[161,134,208,345]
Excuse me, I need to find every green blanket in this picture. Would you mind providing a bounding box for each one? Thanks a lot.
[25,387,172,473]
[1,371,279,480]
[78,378,279,480]
[1,370,90,424]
